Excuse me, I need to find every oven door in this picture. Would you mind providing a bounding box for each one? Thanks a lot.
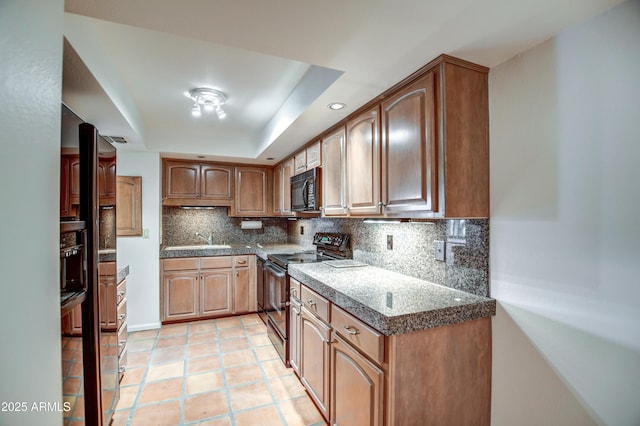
[264,261,288,336]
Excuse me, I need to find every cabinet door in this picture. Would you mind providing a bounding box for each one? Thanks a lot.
[289,297,302,376]
[330,332,384,426]
[99,276,117,330]
[60,156,71,217]
[233,267,250,314]
[235,166,269,216]
[281,158,294,215]
[164,161,201,199]
[306,141,322,169]
[116,176,142,236]
[346,106,381,216]
[381,72,438,214]
[321,128,347,216]
[200,269,233,317]
[163,270,199,321]
[69,156,81,206]
[300,307,331,420]
[273,163,283,215]
[201,164,232,200]
[293,149,307,174]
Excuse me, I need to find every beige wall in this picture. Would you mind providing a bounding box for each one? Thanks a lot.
[0,0,65,425]
[489,1,640,424]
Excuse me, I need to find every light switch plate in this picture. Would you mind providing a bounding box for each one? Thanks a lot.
[143,228,150,239]
[434,240,445,261]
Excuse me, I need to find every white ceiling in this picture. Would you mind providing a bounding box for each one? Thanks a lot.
[62,0,623,165]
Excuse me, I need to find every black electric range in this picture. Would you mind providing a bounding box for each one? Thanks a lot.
[260,233,351,366]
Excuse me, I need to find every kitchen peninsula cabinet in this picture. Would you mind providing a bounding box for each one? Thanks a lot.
[300,304,331,420]
[321,128,347,216]
[162,159,233,206]
[161,255,256,323]
[233,166,271,216]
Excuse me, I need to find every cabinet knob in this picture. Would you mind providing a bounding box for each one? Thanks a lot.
[118,314,126,320]
[307,299,316,307]
[343,325,359,335]
[378,201,386,207]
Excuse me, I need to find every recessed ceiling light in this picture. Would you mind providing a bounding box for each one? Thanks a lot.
[197,155,206,159]
[327,102,346,111]
[266,157,275,161]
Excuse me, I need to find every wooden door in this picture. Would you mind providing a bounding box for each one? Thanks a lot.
[289,297,302,376]
[163,270,199,321]
[300,308,331,420]
[330,332,384,426]
[346,106,381,216]
[116,176,142,236]
[164,161,201,199]
[233,267,250,314]
[201,164,232,200]
[306,140,322,169]
[321,127,347,216]
[234,166,269,216]
[381,72,438,214]
[99,276,117,330]
[200,269,233,317]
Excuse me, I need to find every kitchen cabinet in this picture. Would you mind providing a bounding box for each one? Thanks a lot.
[162,159,233,206]
[321,128,347,216]
[300,305,331,420]
[61,304,83,336]
[98,157,117,206]
[273,157,294,216]
[233,166,271,216]
[381,71,438,216]
[346,106,381,216]
[294,140,321,175]
[161,255,256,323]
[116,176,142,237]
[288,279,302,376]
[99,275,117,329]
[330,331,384,426]
[116,278,127,382]
[60,153,80,218]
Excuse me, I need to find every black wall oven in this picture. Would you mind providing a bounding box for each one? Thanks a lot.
[261,233,351,366]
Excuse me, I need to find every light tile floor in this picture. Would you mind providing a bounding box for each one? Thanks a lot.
[111,314,326,426]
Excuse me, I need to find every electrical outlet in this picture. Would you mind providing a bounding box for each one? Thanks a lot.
[300,226,304,235]
[387,234,393,250]
[434,240,445,261]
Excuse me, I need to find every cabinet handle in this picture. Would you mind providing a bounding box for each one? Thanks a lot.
[378,201,386,207]
[117,291,125,297]
[118,314,126,320]
[237,260,247,265]
[307,299,316,307]
[118,340,126,347]
[343,325,359,335]
[119,366,126,373]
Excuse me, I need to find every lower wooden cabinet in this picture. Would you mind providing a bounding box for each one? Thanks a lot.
[161,255,256,323]
[299,306,331,420]
[61,304,83,336]
[330,331,384,426]
[289,295,302,376]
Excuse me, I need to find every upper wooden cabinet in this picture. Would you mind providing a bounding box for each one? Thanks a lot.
[321,128,347,216]
[163,159,233,206]
[98,157,117,206]
[381,71,438,216]
[116,176,142,237]
[294,140,321,175]
[273,157,294,216]
[346,106,381,216]
[233,166,271,216]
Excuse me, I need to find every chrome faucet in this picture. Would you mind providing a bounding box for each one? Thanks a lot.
[195,232,213,245]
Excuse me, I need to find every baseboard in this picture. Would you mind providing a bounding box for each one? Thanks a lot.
[128,322,162,332]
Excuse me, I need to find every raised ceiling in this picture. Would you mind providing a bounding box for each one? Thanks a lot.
[63,0,623,164]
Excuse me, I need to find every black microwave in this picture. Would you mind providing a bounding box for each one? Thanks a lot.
[291,168,321,212]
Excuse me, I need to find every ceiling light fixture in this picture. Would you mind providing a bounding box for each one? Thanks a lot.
[185,88,228,119]
[327,102,346,111]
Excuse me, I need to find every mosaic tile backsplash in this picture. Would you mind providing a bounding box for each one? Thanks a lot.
[162,207,289,246]
[288,218,489,297]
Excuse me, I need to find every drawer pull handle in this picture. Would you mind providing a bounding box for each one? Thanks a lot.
[237,260,247,264]
[117,291,125,297]
[307,300,316,307]
[118,314,126,320]
[119,366,126,373]
[343,325,359,335]
[118,341,126,347]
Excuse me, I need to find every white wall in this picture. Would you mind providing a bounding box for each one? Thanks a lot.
[116,152,162,331]
[489,1,640,425]
[0,1,65,425]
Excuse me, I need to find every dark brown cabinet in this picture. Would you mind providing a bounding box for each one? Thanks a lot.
[60,153,81,218]
[163,160,233,206]
[98,157,117,206]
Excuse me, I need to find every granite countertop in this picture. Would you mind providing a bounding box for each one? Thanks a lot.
[159,243,306,260]
[288,262,496,336]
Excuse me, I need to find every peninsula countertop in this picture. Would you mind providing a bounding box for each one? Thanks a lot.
[287,262,496,336]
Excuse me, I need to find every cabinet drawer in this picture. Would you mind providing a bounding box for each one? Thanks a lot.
[163,257,199,271]
[331,304,384,365]
[301,285,330,323]
[116,279,126,305]
[117,298,127,330]
[99,261,116,276]
[200,256,233,269]
[290,277,301,301]
[117,321,127,356]
[233,255,250,267]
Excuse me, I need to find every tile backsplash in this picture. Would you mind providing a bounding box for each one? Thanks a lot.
[288,218,489,297]
[162,207,288,246]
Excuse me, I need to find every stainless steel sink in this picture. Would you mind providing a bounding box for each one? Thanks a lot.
[164,244,231,250]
